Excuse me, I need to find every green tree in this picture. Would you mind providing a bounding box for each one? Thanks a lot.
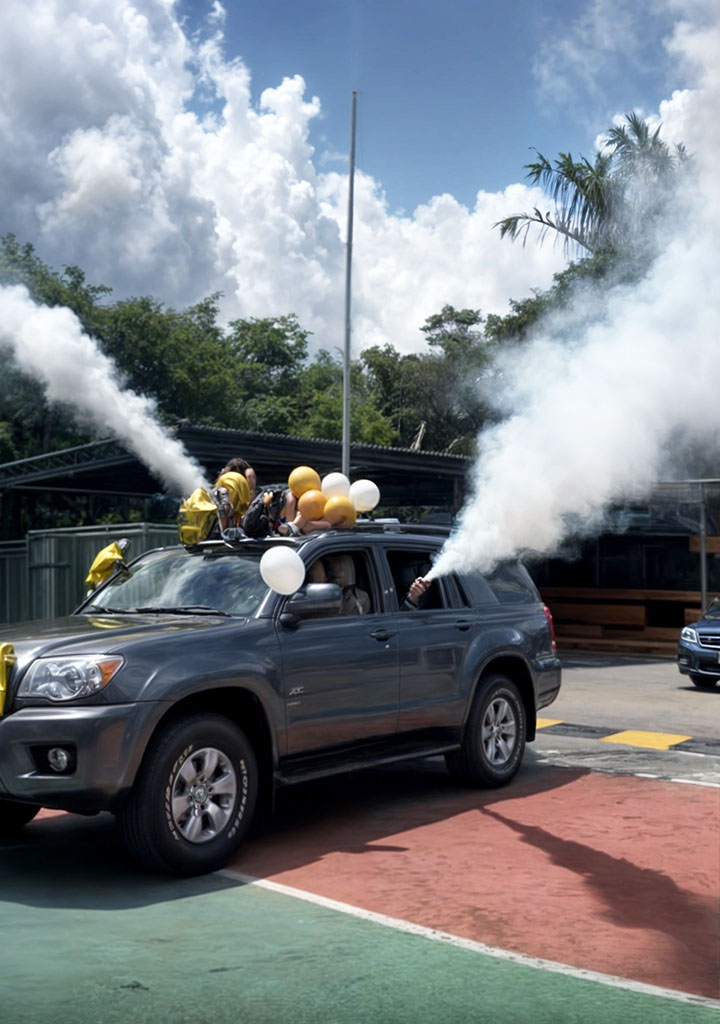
[495,113,688,258]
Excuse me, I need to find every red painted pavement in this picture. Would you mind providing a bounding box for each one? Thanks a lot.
[234,766,720,999]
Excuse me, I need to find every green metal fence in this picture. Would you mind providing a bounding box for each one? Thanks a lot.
[0,523,179,625]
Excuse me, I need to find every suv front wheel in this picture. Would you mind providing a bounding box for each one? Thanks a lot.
[118,713,258,875]
[0,799,40,833]
[446,674,526,787]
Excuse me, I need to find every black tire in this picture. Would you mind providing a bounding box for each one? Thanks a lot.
[689,673,719,689]
[446,675,526,788]
[117,714,258,876]
[0,800,40,833]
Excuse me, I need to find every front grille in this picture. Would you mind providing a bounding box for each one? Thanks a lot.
[698,633,720,648]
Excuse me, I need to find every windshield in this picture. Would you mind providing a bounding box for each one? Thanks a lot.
[82,548,268,617]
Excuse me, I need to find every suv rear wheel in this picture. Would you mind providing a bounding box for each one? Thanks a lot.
[118,713,258,875]
[446,675,526,787]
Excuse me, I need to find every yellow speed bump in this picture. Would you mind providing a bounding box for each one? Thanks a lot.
[600,730,692,750]
[536,718,564,729]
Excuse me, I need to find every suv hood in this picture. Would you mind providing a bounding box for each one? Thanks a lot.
[0,613,245,672]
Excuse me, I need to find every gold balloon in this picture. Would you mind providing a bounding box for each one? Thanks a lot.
[288,465,322,498]
[323,495,357,527]
[298,489,327,519]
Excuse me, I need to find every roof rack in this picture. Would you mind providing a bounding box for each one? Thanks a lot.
[353,520,452,536]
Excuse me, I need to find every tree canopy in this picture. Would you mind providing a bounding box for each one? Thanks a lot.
[495,113,689,261]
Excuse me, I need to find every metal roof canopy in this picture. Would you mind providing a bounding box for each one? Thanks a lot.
[0,426,472,508]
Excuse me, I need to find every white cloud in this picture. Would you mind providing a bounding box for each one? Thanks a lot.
[0,0,565,355]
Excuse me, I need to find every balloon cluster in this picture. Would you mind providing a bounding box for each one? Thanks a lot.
[259,466,381,595]
[287,466,380,527]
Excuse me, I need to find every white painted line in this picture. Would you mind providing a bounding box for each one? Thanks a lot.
[670,778,720,788]
[219,868,720,1011]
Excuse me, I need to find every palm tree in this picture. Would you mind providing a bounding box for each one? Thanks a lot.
[495,113,688,257]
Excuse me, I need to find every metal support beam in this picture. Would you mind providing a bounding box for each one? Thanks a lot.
[699,483,708,610]
[342,91,357,479]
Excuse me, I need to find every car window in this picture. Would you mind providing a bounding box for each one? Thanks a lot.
[385,548,447,611]
[456,572,498,607]
[83,549,267,617]
[304,550,375,616]
[443,574,474,609]
[484,562,540,604]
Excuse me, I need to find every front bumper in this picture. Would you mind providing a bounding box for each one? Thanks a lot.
[0,701,169,812]
[677,640,720,679]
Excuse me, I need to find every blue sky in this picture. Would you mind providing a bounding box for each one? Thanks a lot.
[178,0,680,212]
[0,0,703,354]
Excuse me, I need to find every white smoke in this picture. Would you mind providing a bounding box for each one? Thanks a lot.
[430,7,720,578]
[0,285,208,495]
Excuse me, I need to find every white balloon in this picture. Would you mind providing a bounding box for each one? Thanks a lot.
[349,479,380,512]
[260,547,306,595]
[321,472,350,498]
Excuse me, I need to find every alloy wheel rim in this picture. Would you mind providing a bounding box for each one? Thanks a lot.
[170,746,237,844]
[481,697,517,766]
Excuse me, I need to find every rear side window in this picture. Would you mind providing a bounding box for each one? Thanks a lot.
[484,562,540,604]
[457,572,497,607]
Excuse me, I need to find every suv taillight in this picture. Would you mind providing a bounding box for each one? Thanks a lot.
[543,605,557,653]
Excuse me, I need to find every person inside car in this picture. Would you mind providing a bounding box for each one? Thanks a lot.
[307,555,370,615]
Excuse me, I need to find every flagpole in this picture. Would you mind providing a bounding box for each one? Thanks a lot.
[342,91,357,479]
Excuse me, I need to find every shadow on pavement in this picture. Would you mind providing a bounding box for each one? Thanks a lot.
[0,752,586,910]
[482,805,720,999]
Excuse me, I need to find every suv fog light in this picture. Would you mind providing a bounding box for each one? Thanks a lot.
[48,747,70,772]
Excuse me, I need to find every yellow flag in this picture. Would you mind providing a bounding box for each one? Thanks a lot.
[0,642,16,717]
[85,542,126,588]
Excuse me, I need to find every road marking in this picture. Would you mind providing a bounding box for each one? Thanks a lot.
[219,869,720,1011]
[536,717,563,728]
[670,778,720,787]
[600,730,693,750]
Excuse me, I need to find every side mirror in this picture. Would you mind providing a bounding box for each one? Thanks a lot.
[280,583,343,625]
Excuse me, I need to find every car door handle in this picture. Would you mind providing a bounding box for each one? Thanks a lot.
[454,619,473,631]
[370,629,396,642]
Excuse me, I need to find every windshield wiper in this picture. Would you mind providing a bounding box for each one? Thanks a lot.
[132,605,231,617]
[85,606,133,614]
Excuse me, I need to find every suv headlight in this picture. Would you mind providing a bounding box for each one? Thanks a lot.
[680,626,698,644]
[18,656,124,702]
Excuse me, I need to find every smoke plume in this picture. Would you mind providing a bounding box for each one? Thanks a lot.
[0,285,208,495]
[430,8,720,578]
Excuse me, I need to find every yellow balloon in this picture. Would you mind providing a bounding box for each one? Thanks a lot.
[298,489,327,519]
[323,495,357,527]
[288,465,321,498]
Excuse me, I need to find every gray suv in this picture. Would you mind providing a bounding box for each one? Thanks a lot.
[0,524,561,875]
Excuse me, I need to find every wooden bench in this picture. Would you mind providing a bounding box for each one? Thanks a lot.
[548,602,646,627]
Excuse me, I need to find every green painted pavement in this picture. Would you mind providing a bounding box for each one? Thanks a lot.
[1,874,717,1024]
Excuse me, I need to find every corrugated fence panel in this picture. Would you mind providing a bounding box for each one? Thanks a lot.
[0,541,29,625]
[2,523,178,625]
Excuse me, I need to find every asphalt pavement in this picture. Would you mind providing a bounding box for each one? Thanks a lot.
[1,651,718,1024]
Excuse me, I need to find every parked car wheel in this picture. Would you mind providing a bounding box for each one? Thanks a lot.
[0,800,40,833]
[446,675,526,788]
[689,673,719,689]
[118,714,258,876]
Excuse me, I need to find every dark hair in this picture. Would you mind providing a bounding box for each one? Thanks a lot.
[220,457,250,476]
